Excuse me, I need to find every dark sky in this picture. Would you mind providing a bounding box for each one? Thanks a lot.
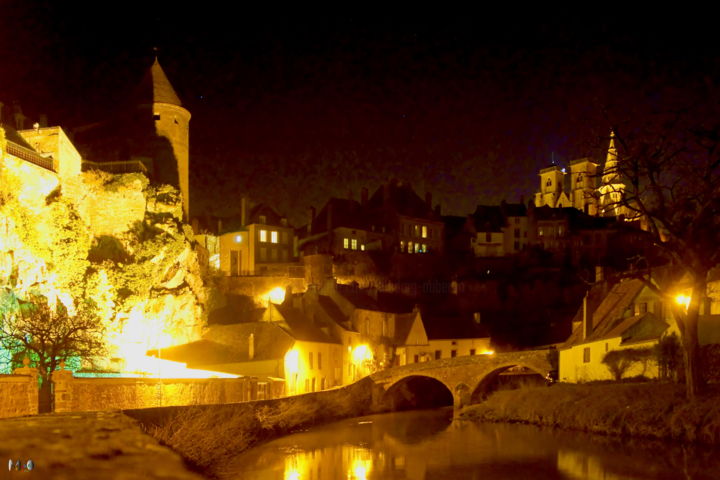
[2,5,718,223]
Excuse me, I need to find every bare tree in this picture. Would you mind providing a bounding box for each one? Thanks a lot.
[0,294,106,411]
[607,99,720,399]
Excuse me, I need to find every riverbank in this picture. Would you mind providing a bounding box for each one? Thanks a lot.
[459,382,720,444]
[125,377,380,479]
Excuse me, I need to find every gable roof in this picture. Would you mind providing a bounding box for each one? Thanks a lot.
[472,205,505,232]
[367,180,439,220]
[309,197,370,234]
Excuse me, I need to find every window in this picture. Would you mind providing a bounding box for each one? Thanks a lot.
[230,250,240,276]
[343,238,349,249]
[450,350,457,358]
[270,248,277,260]
[422,225,428,238]
[259,229,267,242]
[414,354,419,363]
[414,243,420,253]
[605,343,609,352]
[271,231,278,243]
[351,238,357,250]
[400,241,405,251]
[485,232,491,242]
[514,228,520,237]
[638,302,648,314]
[421,244,427,253]
[469,349,476,356]
[281,250,287,261]
[583,347,591,363]
[414,225,420,237]
[546,178,552,187]
[309,352,314,369]
[360,244,365,251]
[539,227,544,237]
[311,378,316,392]
[318,352,322,369]
[259,247,267,261]
[280,231,287,243]
[435,350,441,360]
[153,113,160,120]
[259,215,267,224]
[408,242,413,253]
[514,240,520,250]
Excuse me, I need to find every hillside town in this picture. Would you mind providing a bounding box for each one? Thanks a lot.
[1,56,718,417]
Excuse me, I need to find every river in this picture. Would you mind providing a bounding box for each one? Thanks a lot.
[221,408,720,479]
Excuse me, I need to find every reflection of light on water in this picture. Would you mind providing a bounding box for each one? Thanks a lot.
[557,449,625,480]
[347,447,373,480]
[284,452,308,480]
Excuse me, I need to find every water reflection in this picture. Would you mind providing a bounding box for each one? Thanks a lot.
[224,408,720,480]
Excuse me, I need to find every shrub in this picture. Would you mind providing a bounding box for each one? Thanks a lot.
[602,348,654,381]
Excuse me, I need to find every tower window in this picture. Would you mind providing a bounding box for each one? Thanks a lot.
[546,178,552,187]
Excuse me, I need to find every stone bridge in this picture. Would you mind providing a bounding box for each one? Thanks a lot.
[370,350,551,410]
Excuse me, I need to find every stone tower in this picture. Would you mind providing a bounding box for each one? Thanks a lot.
[137,58,191,220]
[535,165,568,208]
[568,157,598,215]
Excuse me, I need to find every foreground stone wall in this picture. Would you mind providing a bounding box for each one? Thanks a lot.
[0,373,38,418]
[52,370,284,413]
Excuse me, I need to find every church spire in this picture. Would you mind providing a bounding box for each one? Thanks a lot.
[135,56,183,107]
[602,130,619,185]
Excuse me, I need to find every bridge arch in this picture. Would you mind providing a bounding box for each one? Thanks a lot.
[469,363,546,404]
[383,375,454,411]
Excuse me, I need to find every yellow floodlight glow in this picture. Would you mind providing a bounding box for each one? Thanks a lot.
[268,286,286,304]
[480,349,495,355]
[675,294,691,310]
[285,349,300,375]
[352,344,372,364]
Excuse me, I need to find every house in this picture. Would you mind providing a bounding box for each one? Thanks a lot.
[559,277,673,382]
[365,179,444,254]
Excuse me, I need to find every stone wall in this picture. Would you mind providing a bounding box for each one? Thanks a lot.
[52,370,284,413]
[0,373,38,418]
[219,275,306,299]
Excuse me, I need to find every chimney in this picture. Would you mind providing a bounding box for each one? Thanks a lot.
[241,197,248,227]
[248,333,255,360]
[425,192,432,208]
[361,187,368,205]
[308,206,316,231]
[582,291,591,340]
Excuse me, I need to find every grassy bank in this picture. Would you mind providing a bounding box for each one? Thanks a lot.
[460,382,720,444]
[124,378,381,479]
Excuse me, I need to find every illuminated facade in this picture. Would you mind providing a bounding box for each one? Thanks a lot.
[533,132,626,219]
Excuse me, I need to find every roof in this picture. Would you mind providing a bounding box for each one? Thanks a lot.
[309,197,370,234]
[367,180,439,220]
[472,205,505,232]
[136,58,183,107]
[421,313,491,340]
[248,203,289,227]
[274,303,339,343]
[334,283,415,314]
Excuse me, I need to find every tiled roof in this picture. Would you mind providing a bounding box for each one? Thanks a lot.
[472,205,505,232]
[422,313,490,340]
[309,198,370,234]
[367,180,438,220]
[274,303,340,344]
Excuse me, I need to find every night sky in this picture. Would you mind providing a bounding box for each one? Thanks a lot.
[2,5,717,224]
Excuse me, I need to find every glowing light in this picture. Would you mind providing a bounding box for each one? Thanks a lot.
[268,287,285,304]
[209,253,220,269]
[352,344,372,364]
[351,461,370,480]
[675,294,691,310]
[481,349,495,355]
[285,349,300,374]
[234,234,242,243]
[284,451,309,480]
[347,448,372,480]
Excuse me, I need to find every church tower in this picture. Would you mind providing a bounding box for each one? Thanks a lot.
[137,58,191,220]
[535,165,568,208]
[568,157,598,215]
[597,131,626,217]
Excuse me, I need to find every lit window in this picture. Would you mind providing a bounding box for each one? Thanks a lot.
[360,244,365,251]
[414,243,420,253]
[414,225,420,237]
[271,231,278,243]
[408,242,413,253]
[400,241,405,251]
[422,225,427,238]
[422,244,427,253]
[260,229,267,242]
[234,234,242,243]
[351,239,357,250]
[344,238,349,249]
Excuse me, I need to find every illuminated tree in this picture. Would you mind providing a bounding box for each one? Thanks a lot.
[0,294,106,411]
[607,97,720,399]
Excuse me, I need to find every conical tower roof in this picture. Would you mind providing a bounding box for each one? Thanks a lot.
[135,58,183,107]
[602,130,619,184]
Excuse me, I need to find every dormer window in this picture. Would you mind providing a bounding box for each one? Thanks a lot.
[259,215,267,224]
